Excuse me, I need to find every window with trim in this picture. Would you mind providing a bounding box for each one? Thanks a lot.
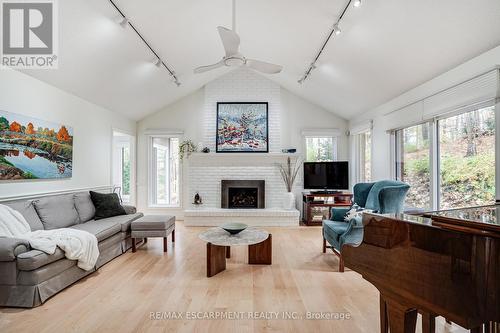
[355,130,372,182]
[395,123,432,210]
[150,136,180,207]
[394,105,495,210]
[438,106,495,209]
[305,136,337,162]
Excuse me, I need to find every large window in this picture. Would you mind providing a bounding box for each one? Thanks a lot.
[394,105,496,210]
[150,137,180,207]
[305,136,337,162]
[438,106,495,209]
[395,123,432,209]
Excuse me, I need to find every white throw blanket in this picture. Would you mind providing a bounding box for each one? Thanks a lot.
[0,204,99,271]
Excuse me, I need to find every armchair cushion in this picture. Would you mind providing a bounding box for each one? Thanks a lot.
[323,220,350,243]
[0,238,30,261]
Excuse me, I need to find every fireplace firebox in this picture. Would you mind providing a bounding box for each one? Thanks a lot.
[221,180,265,209]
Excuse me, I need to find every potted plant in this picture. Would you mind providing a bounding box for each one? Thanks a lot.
[278,156,301,210]
[179,140,197,160]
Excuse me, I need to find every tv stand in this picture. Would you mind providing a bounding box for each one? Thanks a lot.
[302,192,353,226]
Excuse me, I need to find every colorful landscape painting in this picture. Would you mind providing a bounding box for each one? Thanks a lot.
[216,102,268,153]
[0,111,73,180]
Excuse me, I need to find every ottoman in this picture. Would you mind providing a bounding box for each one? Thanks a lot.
[131,215,175,252]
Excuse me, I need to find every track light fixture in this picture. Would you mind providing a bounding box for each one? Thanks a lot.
[119,17,128,28]
[298,0,361,84]
[108,0,181,87]
[333,23,342,35]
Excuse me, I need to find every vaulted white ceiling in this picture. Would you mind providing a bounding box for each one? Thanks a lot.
[22,0,500,120]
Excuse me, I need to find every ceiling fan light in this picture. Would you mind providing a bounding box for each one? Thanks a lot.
[353,0,362,8]
[333,23,342,35]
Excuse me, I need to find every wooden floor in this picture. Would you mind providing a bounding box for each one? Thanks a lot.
[0,223,468,333]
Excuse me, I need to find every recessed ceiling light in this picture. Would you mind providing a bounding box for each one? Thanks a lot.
[333,23,342,35]
[353,0,362,8]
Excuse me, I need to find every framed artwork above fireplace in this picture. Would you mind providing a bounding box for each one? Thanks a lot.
[216,102,269,153]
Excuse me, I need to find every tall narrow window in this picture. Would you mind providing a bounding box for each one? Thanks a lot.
[305,137,337,162]
[438,106,495,209]
[150,137,180,207]
[112,131,134,204]
[395,123,432,209]
[356,131,371,182]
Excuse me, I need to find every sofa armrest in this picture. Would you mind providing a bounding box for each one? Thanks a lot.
[330,207,351,222]
[0,237,30,261]
[122,205,137,215]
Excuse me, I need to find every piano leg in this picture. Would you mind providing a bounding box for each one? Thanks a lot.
[384,296,418,333]
[420,312,436,333]
[380,296,388,333]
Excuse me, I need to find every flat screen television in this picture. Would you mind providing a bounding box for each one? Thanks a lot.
[303,161,349,191]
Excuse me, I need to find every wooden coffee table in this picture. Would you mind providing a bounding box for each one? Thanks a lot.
[199,227,272,277]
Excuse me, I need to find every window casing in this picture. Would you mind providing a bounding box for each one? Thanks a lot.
[149,136,180,207]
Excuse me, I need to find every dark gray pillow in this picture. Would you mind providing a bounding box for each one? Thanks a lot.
[4,200,44,231]
[89,191,126,220]
[74,192,96,222]
[33,195,80,230]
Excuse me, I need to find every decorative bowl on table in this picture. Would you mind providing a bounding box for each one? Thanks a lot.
[220,223,248,235]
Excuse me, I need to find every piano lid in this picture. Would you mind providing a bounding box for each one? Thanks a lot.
[421,204,500,235]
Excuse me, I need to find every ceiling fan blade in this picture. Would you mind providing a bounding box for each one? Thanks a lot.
[217,26,240,56]
[246,59,283,74]
[193,61,224,74]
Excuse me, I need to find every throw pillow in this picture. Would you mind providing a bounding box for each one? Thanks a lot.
[89,191,126,220]
[344,204,373,223]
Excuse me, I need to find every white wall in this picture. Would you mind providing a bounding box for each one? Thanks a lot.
[0,69,136,199]
[137,68,348,216]
[349,45,500,181]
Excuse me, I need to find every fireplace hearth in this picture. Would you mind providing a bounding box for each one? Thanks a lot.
[221,180,265,209]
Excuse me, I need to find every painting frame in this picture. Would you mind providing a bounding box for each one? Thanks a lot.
[0,110,73,181]
[216,102,269,153]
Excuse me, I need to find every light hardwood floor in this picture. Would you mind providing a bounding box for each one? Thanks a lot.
[0,223,467,333]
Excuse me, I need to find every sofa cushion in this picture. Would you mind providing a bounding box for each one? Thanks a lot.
[33,195,80,230]
[4,200,44,231]
[101,213,144,232]
[70,219,121,241]
[17,248,65,271]
[89,191,126,220]
[74,192,96,222]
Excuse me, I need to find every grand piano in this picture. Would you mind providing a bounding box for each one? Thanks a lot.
[342,205,500,333]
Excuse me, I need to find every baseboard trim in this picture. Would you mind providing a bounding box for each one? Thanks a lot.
[0,185,113,202]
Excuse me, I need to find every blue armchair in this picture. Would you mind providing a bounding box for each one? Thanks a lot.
[322,180,410,272]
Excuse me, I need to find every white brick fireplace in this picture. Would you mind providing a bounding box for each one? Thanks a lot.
[184,153,300,226]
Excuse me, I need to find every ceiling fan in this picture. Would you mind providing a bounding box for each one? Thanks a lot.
[193,0,283,75]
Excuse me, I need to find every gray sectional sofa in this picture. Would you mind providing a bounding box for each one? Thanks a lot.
[0,191,143,308]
